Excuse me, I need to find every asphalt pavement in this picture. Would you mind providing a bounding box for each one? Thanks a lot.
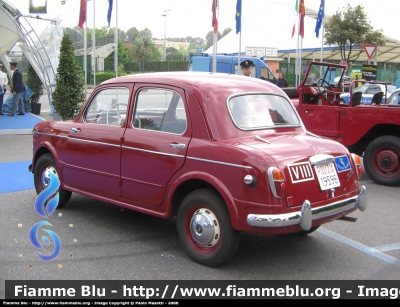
[1,90,400,301]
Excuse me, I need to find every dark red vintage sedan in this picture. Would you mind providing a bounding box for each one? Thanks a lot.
[29,72,367,267]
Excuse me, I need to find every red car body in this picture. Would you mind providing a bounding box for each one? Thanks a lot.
[30,72,367,266]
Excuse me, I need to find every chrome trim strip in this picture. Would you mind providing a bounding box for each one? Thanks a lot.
[33,132,68,139]
[122,146,185,158]
[69,137,121,148]
[247,185,367,230]
[120,176,162,187]
[309,154,335,166]
[187,156,252,169]
[254,135,270,144]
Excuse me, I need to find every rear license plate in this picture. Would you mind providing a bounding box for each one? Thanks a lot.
[314,162,340,191]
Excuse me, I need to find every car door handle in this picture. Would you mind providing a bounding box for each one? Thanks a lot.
[71,128,81,133]
[170,143,185,149]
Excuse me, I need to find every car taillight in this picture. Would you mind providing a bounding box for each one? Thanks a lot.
[267,167,286,198]
[351,153,363,179]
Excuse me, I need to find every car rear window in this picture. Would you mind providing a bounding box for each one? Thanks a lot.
[228,94,301,130]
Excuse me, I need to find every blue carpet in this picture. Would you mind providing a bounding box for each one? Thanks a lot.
[0,160,34,194]
[0,112,44,130]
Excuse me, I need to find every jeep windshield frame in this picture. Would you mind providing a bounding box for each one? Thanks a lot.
[302,61,346,88]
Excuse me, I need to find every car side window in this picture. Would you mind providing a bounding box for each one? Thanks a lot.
[133,88,187,134]
[84,87,130,126]
[388,93,400,105]
[365,85,381,94]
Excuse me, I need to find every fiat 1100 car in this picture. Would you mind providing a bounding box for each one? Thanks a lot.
[29,72,367,267]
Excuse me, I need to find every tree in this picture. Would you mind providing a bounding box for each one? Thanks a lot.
[126,27,140,43]
[139,28,152,39]
[166,47,179,53]
[27,63,44,109]
[52,33,86,120]
[166,52,185,60]
[324,4,385,62]
[105,38,130,69]
[128,37,160,60]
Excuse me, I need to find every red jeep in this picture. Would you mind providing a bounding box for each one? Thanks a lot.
[287,61,400,186]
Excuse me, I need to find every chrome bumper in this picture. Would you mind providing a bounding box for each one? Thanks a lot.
[247,185,367,231]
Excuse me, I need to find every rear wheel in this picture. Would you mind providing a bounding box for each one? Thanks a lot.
[363,135,400,186]
[177,189,240,267]
[34,153,72,208]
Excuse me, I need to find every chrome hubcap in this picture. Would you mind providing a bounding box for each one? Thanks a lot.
[41,166,58,189]
[189,208,220,247]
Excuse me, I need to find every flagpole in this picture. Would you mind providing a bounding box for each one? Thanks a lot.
[237,0,242,74]
[320,19,324,62]
[114,0,118,77]
[295,13,300,86]
[212,0,218,73]
[300,37,303,84]
[93,0,96,87]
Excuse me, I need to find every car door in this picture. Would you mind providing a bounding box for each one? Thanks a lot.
[120,86,191,207]
[300,104,341,140]
[63,87,131,197]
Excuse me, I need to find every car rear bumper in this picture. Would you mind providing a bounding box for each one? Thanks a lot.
[247,185,367,231]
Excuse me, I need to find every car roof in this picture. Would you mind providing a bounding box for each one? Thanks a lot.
[100,71,284,96]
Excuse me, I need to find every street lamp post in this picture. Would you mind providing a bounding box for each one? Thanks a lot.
[162,9,171,61]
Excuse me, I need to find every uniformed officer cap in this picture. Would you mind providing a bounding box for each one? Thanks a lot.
[9,61,17,66]
[240,60,254,68]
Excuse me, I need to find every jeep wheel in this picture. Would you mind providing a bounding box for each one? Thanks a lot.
[34,153,72,208]
[177,189,240,267]
[364,136,400,186]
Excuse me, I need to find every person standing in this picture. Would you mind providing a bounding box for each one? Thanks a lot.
[0,63,8,115]
[276,72,288,88]
[7,61,25,116]
[240,60,254,77]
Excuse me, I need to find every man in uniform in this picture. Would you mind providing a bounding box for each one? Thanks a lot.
[240,60,253,77]
[7,61,25,116]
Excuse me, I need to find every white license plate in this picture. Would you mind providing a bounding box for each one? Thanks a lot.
[314,162,340,191]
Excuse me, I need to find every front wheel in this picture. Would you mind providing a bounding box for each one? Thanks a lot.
[177,189,240,267]
[34,153,72,208]
[363,136,400,186]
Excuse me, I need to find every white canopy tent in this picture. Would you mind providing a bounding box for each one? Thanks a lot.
[0,0,61,109]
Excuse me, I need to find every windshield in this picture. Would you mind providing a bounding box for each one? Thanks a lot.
[228,94,301,130]
[353,84,370,94]
[304,63,345,86]
[388,85,396,94]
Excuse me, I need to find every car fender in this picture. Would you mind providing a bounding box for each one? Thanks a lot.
[165,170,241,229]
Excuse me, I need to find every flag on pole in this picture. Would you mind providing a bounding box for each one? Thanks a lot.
[315,0,324,38]
[212,0,219,33]
[291,0,299,38]
[299,0,305,38]
[236,0,242,34]
[107,0,113,28]
[78,0,87,29]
